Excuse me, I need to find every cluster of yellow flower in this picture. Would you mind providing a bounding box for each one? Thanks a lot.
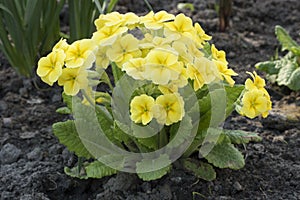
[238,72,272,119]
[36,10,271,125]
[130,93,184,126]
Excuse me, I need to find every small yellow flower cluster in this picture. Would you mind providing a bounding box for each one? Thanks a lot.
[130,93,184,126]
[36,11,242,125]
[238,72,272,119]
[37,38,98,95]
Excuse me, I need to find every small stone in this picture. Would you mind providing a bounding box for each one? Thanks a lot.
[19,87,28,97]
[2,117,12,128]
[253,144,265,152]
[233,181,243,191]
[0,100,8,111]
[170,176,182,183]
[20,131,37,139]
[27,147,42,161]
[51,94,61,103]
[0,143,22,164]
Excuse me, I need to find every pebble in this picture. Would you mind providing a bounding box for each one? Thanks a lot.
[19,87,28,97]
[170,176,182,183]
[0,100,8,111]
[0,143,22,164]
[233,181,243,191]
[253,144,265,152]
[27,147,42,161]
[2,117,12,128]
[51,94,61,103]
[20,131,37,139]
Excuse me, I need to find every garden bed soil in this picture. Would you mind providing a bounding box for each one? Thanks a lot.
[1,0,300,199]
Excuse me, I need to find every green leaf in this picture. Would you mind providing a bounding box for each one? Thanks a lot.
[52,120,93,159]
[183,158,216,181]
[276,60,298,86]
[68,0,99,42]
[137,136,158,150]
[62,92,73,111]
[197,84,244,130]
[85,161,117,178]
[223,129,262,144]
[205,143,245,170]
[255,60,280,75]
[56,107,71,114]
[275,25,300,56]
[287,67,300,91]
[64,160,118,179]
[224,84,244,117]
[198,88,225,130]
[136,154,172,181]
[64,166,88,179]
[111,62,124,83]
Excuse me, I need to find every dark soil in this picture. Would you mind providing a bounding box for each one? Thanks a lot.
[1,0,300,199]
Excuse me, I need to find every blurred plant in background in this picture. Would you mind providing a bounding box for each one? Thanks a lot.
[0,0,120,78]
[0,0,64,77]
[215,0,232,31]
[68,0,119,42]
[256,26,300,91]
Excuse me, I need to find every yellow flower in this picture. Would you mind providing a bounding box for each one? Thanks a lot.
[164,13,194,38]
[158,68,188,93]
[139,34,179,57]
[185,38,204,59]
[58,67,88,96]
[106,34,141,67]
[214,60,238,86]
[122,58,146,80]
[192,23,212,48]
[37,50,66,86]
[211,44,228,65]
[130,94,155,125]
[240,89,271,119]
[262,96,272,118]
[172,40,193,64]
[95,12,140,30]
[95,46,110,70]
[164,67,188,91]
[123,12,140,29]
[144,48,182,85]
[92,25,128,46]
[194,23,212,42]
[140,11,175,30]
[94,12,124,30]
[154,93,185,125]
[65,39,97,69]
[187,57,221,91]
[53,38,69,53]
[245,71,268,94]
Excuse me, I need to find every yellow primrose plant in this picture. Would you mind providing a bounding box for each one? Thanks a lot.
[37,11,272,181]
